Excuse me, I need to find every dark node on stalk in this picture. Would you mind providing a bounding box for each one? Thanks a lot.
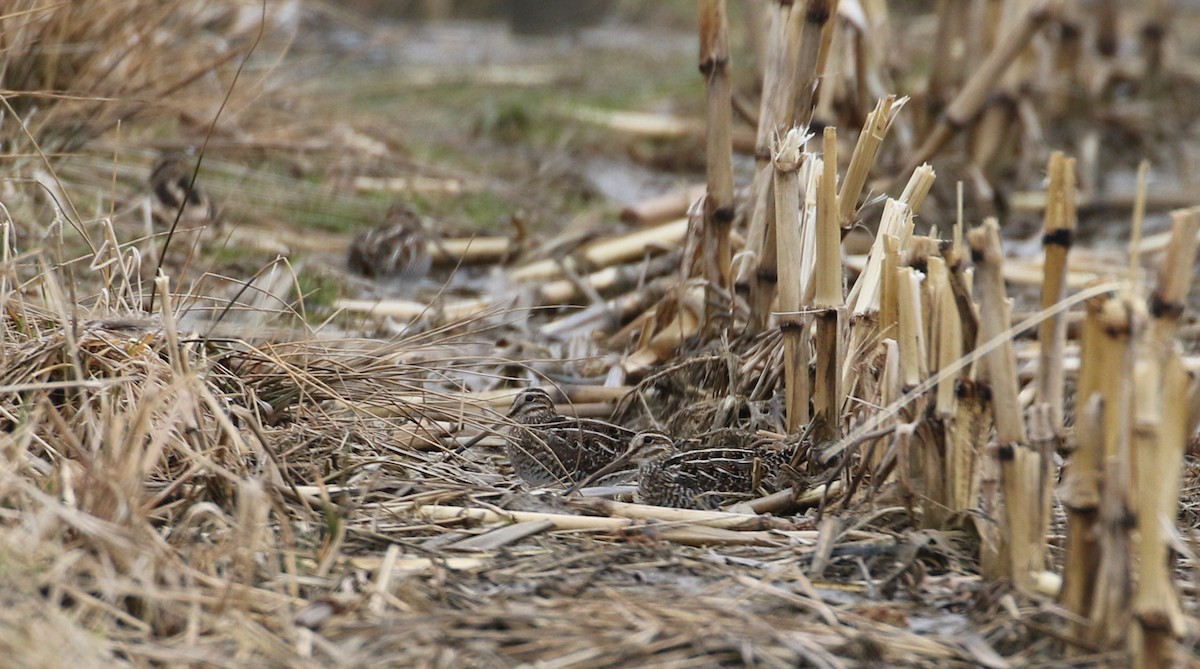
[712,206,736,225]
[1042,228,1074,249]
[1149,293,1184,320]
[805,0,832,25]
[1140,23,1166,42]
[1121,508,1138,530]
[1097,34,1118,58]
[1103,320,1131,337]
[997,443,1015,461]
[757,268,778,284]
[698,56,727,76]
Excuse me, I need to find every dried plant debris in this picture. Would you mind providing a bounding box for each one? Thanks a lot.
[8,1,1200,667]
[346,203,434,282]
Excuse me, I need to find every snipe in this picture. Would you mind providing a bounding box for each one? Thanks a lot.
[499,388,636,487]
[347,203,432,281]
[149,153,220,232]
[586,429,793,510]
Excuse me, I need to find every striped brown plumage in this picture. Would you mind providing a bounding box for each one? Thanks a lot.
[347,203,432,280]
[625,430,793,510]
[502,388,637,487]
[148,153,220,232]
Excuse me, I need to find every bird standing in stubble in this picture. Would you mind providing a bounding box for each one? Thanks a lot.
[148,152,220,233]
[347,203,433,281]
[501,387,636,487]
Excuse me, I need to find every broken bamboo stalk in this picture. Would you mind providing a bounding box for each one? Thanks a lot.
[812,126,843,439]
[1087,295,1143,650]
[428,237,513,265]
[1128,160,1150,279]
[700,0,737,320]
[774,128,809,433]
[619,184,706,226]
[510,218,688,282]
[336,296,492,321]
[895,266,927,391]
[930,256,959,418]
[1058,291,1110,642]
[789,0,836,126]
[1035,151,1076,438]
[545,275,674,339]
[390,503,780,546]
[743,0,830,331]
[738,1,794,330]
[838,95,902,229]
[538,251,678,305]
[898,163,937,216]
[969,218,1040,590]
[847,198,913,316]
[1132,207,1200,666]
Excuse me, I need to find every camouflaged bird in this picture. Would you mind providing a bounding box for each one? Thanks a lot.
[347,203,433,281]
[148,153,220,233]
[501,388,637,487]
[589,429,793,510]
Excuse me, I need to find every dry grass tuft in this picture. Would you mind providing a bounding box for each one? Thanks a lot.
[0,233,521,665]
[1,0,291,156]
[6,2,1200,666]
